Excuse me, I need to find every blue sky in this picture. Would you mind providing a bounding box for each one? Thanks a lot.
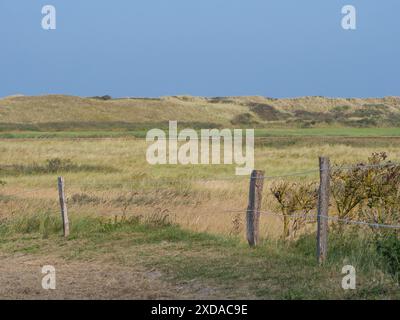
[0,1,399,98]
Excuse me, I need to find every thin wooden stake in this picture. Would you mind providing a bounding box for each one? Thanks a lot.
[317,157,330,264]
[57,176,70,237]
[246,170,265,247]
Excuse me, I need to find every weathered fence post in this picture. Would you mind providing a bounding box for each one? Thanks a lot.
[317,157,330,264]
[246,170,265,247]
[57,176,70,237]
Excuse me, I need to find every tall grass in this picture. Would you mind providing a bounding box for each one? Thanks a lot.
[0,158,116,177]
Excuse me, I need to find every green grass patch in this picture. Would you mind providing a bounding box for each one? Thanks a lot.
[254,127,400,137]
[1,212,399,299]
[0,127,399,140]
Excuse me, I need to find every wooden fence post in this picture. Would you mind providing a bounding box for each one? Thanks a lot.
[246,170,265,247]
[317,157,330,264]
[57,177,70,237]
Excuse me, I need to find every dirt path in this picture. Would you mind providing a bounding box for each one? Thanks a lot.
[0,253,226,300]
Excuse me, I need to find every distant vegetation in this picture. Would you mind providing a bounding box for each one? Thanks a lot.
[0,158,116,177]
[0,95,399,132]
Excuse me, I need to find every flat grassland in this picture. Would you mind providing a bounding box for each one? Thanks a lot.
[0,95,399,299]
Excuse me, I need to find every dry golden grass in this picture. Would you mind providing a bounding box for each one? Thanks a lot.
[0,95,247,125]
[2,137,400,239]
[1,95,399,127]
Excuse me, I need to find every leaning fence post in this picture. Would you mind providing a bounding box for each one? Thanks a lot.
[246,170,265,247]
[57,176,70,237]
[317,157,330,264]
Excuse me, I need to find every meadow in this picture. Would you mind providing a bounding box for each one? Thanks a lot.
[0,134,400,299]
[0,95,400,299]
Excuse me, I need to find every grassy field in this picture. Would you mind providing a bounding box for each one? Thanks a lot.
[0,95,399,299]
[1,214,399,299]
[1,136,400,299]
[1,127,400,140]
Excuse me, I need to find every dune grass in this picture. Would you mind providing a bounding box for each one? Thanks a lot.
[1,95,400,131]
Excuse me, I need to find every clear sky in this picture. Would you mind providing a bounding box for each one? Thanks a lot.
[0,1,399,98]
